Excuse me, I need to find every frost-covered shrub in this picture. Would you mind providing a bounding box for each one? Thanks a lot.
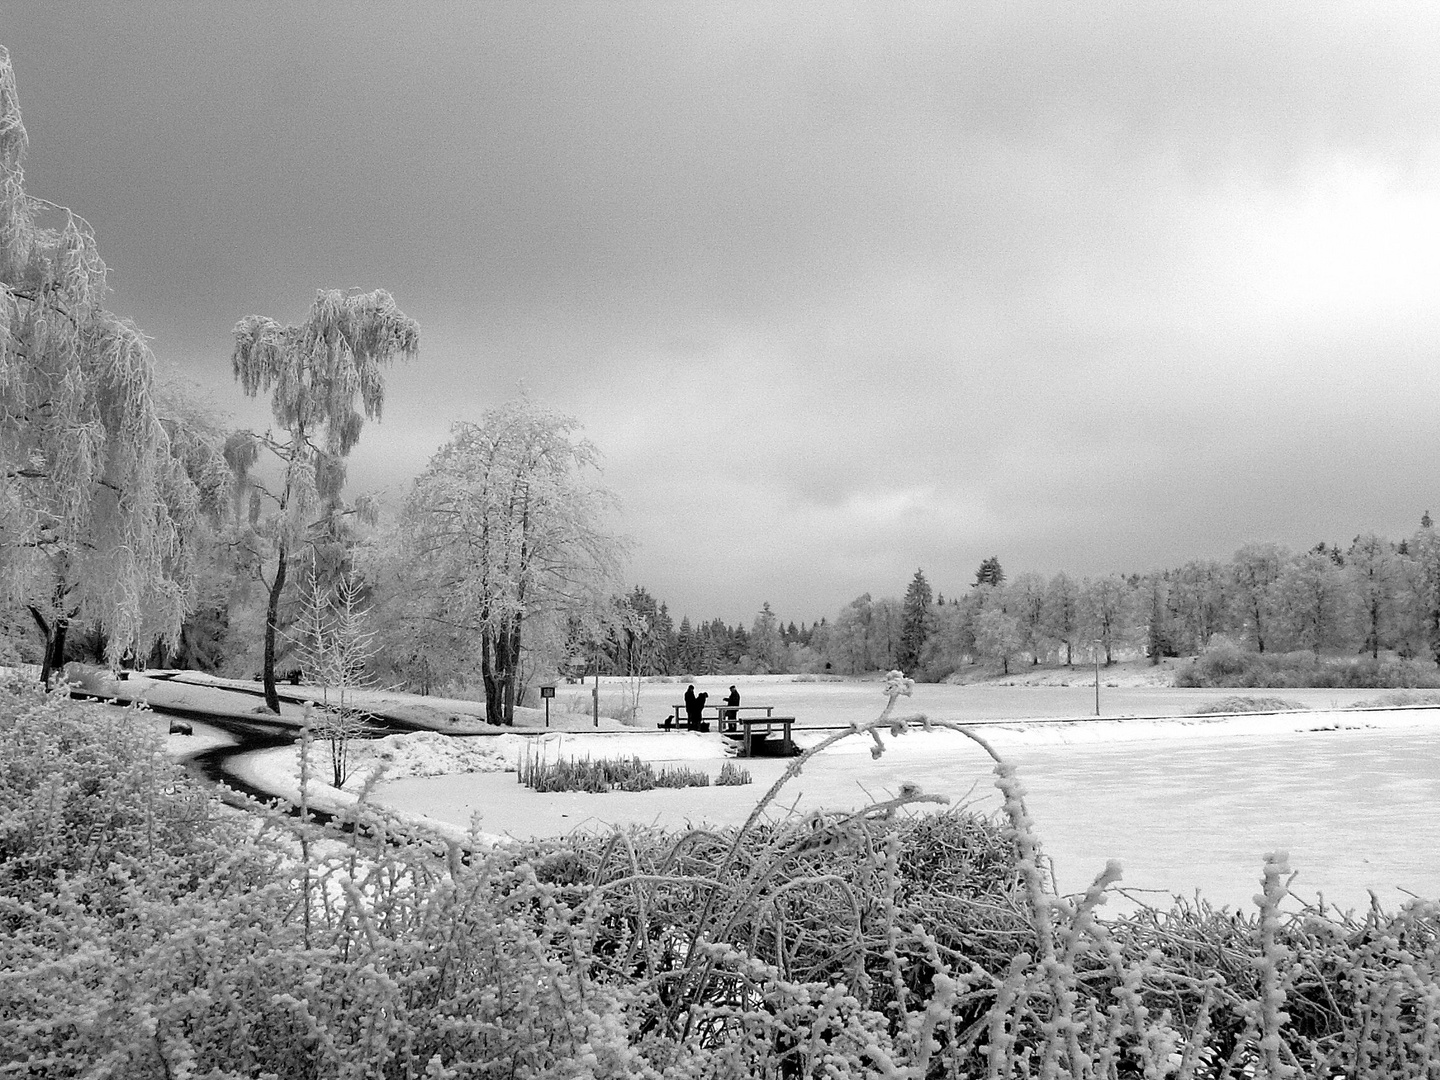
[6,676,1440,1077]
[1195,694,1307,714]
[0,683,651,1077]
[1353,689,1440,708]
[1176,640,1275,686]
[0,679,240,898]
[1178,645,1440,689]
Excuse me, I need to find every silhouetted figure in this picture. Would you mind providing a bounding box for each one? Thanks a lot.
[684,684,709,729]
[723,685,740,729]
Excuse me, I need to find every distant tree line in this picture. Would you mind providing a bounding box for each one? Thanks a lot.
[583,591,828,679]
[580,516,1440,684]
[819,521,1440,681]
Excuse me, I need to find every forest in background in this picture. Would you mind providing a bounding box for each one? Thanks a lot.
[536,521,1440,692]
[14,520,1440,700]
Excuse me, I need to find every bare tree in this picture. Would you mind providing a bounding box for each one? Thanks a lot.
[294,572,375,789]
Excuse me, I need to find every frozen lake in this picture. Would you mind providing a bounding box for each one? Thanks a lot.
[376,685,1440,916]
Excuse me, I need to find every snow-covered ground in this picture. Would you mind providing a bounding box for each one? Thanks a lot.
[221,703,1440,915]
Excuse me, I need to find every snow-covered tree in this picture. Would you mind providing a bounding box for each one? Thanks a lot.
[1230,543,1286,654]
[1273,550,1350,657]
[0,47,224,682]
[973,555,1005,588]
[1401,520,1440,665]
[1168,559,1229,653]
[1043,571,1082,665]
[396,398,627,725]
[896,568,933,674]
[229,288,419,711]
[974,606,1023,675]
[1346,533,1398,660]
[1080,574,1134,666]
[1009,571,1049,665]
[748,601,784,673]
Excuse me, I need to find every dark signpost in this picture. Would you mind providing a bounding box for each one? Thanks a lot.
[540,685,556,727]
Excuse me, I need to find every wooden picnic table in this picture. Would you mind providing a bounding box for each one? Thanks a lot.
[667,702,775,725]
[724,714,797,758]
[659,701,798,756]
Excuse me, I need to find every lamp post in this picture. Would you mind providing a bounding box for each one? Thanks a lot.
[1093,639,1101,716]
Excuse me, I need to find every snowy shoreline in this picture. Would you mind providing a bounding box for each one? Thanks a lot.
[218,704,1440,847]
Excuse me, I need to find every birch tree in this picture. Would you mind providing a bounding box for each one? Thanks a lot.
[0,47,221,683]
[396,398,627,725]
[230,288,419,712]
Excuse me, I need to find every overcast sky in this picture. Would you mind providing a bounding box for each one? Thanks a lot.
[6,4,1440,624]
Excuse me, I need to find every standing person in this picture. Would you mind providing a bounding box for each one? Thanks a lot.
[684,684,704,729]
[723,685,740,730]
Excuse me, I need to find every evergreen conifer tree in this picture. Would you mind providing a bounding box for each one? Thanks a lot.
[897,568,934,673]
[973,556,1005,588]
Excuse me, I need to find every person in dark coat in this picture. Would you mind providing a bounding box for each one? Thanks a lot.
[684,684,708,729]
[723,685,740,730]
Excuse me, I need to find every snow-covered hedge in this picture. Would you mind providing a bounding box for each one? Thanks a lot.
[2,677,1438,1077]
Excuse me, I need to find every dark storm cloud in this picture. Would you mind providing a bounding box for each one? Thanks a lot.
[5,3,1439,621]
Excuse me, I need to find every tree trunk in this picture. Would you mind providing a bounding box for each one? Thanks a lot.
[30,606,68,688]
[262,544,288,713]
[501,621,522,725]
[481,626,504,725]
[31,612,65,686]
[480,623,523,726]
[484,619,523,726]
